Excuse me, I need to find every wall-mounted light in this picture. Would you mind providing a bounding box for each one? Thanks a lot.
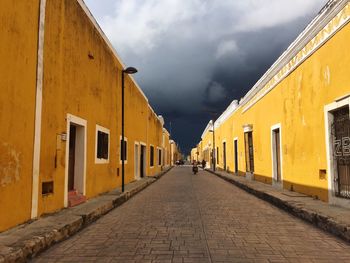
[88,51,94,60]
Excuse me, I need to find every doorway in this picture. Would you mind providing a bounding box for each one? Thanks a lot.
[234,139,238,174]
[223,141,227,170]
[140,144,146,178]
[272,125,282,187]
[65,114,87,207]
[244,131,254,173]
[134,143,140,180]
[332,107,350,199]
[68,125,76,191]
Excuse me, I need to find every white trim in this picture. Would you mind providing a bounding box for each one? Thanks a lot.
[95,124,110,164]
[241,1,350,113]
[324,97,350,208]
[233,138,239,173]
[214,100,239,130]
[31,0,47,219]
[134,142,140,180]
[243,124,253,133]
[119,136,128,164]
[271,123,283,188]
[139,142,147,177]
[201,121,213,139]
[64,114,87,207]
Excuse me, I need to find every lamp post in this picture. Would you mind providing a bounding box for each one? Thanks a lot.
[121,66,138,192]
[209,120,216,171]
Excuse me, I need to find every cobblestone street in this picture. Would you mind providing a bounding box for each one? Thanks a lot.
[33,167,350,263]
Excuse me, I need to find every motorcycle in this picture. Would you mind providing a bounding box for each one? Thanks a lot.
[192,165,198,174]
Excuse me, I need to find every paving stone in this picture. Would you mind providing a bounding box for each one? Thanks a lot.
[207,169,350,243]
[0,168,172,262]
[32,167,350,262]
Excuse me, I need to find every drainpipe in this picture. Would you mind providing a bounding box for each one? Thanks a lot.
[31,0,47,219]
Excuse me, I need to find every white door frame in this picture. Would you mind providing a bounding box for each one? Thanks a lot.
[233,137,238,174]
[140,141,147,177]
[64,114,87,207]
[325,97,350,208]
[134,142,140,180]
[271,123,283,188]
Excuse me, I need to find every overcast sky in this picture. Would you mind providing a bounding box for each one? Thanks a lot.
[85,0,328,154]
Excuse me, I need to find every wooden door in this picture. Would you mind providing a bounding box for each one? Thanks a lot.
[234,140,238,174]
[68,125,76,191]
[274,129,281,182]
[332,107,350,199]
[244,132,254,172]
[223,142,227,170]
[140,145,145,178]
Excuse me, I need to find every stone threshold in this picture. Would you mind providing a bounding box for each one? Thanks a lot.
[206,169,350,243]
[0,166,173,263]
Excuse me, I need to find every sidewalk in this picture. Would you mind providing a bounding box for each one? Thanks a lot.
[0,167,172,263]
[206,169,350,243]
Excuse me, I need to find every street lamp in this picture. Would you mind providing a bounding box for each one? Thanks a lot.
[121,66,138,192]
[209,120,216,171]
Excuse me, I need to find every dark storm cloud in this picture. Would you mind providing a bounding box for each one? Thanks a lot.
[85,0,328,154]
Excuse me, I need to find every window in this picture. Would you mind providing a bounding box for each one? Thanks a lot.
[158,148,162,166]
[120,137,128,162]
[150,146,154,167]
[244,132,254,172]
[95,125,110,163]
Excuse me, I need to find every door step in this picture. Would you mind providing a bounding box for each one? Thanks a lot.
[68,190,86,207]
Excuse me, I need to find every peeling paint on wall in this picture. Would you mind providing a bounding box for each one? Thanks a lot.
[0,143,21,187]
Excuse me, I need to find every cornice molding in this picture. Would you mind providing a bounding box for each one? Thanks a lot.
[240,0,350,113]
[214,100,239,130]
[201,120,213,139]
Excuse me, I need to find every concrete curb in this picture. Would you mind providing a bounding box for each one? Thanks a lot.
[206,169,350,243]
[0,166,173,263]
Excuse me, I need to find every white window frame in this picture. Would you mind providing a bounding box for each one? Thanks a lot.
[271,123,283,188]
[119,135,128,164]
[325,96,350,208]
[95,125,110,164]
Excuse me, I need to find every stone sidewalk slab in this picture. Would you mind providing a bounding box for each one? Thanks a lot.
[0,167,172,263]
[206,169,350,243]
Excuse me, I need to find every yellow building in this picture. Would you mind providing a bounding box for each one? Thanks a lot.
[170,140,181,165]
[0,0,176,232]
[190,148,197,163]
[198,0,350,206]
[0,0,40,234]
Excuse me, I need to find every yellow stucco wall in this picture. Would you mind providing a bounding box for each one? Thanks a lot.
[147,108,163,176]
[0,0,172,232]
[38,0,122,215]
[0,1,40,232]
[37,0,167,216]
[163,131,171,166]
[211,6,350,202]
